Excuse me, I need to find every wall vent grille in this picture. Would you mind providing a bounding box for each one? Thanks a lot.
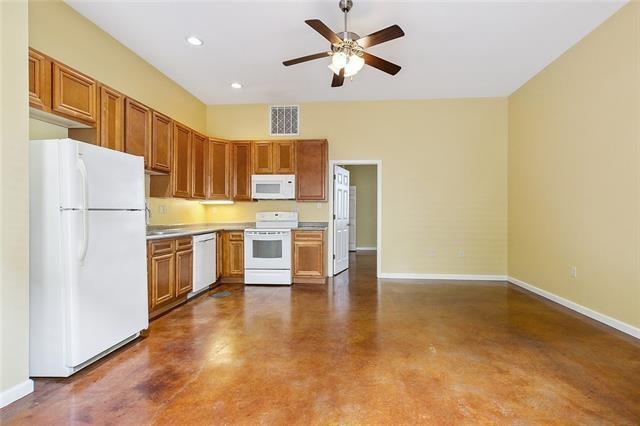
[269,105,299,136]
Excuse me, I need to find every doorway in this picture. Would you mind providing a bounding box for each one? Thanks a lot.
[329,160,382,278]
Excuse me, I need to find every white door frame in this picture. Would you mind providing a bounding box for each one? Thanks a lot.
[328,160,382,278]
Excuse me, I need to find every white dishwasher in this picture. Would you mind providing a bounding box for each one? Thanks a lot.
[190,233,216,298]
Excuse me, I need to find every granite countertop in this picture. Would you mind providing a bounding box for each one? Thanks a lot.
[146,222,328,240]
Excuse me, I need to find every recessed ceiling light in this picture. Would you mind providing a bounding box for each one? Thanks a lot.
[230,82,243,89]
[186,36,203,46]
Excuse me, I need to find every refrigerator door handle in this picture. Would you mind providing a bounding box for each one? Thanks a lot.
[77,155,89,263]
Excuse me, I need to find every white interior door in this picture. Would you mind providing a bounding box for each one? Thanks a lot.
[333,166,350,274]
[349,186,357,251]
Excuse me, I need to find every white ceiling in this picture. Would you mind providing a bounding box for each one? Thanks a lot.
[65,0,627,105]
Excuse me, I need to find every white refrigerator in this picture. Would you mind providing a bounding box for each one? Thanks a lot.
[30,139,148,377]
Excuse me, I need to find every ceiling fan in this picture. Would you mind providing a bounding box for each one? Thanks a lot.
[283,0,405,87]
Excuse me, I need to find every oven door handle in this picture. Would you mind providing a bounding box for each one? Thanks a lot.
[246,235,289,241]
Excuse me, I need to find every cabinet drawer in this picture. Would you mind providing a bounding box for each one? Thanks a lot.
[176,237,193,251]
[294,230,324,241]
[227,231,244,241]
[148,239,174,256]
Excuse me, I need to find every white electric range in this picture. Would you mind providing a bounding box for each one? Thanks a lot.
[244,212,298,285]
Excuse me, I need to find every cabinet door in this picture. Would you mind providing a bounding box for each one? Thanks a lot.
[52,61,97,125]
[28,48,51,111]
[209,139,230,199]
[223,232,244,277]
[232,142,252,201]
[149,252,175,311]
[252,141,273,174]
[150,111,172,173]
[124,98,151,167]
[293,231,325,277]
[98,85,125,152]
[216,232,223,280]
[173,123,192,198]
[175,249,193,297]
[274,141,296,174]
[296,139,328,201]
[191,132,208,199]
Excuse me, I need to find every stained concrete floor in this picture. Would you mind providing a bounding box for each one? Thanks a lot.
[2,251,639,424]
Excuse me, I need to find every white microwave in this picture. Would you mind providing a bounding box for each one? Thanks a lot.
[251,174,295,199]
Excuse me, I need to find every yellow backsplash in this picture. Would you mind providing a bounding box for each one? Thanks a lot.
[146,197,329,225]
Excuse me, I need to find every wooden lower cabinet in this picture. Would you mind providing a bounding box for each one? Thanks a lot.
[292,230,326,284]
[149,251,175,310]
[175,238,193,297]
[147,237,193,319]
[222,231,244,282]
[216,231,223,281]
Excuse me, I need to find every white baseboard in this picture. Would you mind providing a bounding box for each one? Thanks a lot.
[379,273,507,281]
[355,246,376,251]
[0,379,34,408]
[508,276,640,339]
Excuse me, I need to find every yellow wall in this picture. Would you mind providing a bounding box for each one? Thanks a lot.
[29,118,67,139]
[1,0,31,401]
[508,3,640,328]
[208,99,508,275]
[345,165,377,248]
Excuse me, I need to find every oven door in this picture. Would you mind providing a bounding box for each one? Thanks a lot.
[244,230,291,269]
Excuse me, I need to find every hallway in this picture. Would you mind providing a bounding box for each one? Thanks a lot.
[2,252,639,424]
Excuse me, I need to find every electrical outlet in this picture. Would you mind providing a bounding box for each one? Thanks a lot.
[570,266,577,278]
[316,203,322,209]
[159,205,167,215]
[458,250,465,258]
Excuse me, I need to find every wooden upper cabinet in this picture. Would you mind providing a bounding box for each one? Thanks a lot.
[98,85,125,152]
[274,140,296,174]
[252,141,273,174]
[28,48,51,111]
[191,132,208,199]
[124,98,151,167]
[52,61,97,125]
[150,111,172,173]
[296,139,328,201]
[208,139,230,200]
[232,142,252,201]
[173,123,192,198]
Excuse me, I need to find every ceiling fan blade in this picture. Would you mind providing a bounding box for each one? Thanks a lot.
[283,52,330,66]
[331,68,345,87]
[356,25,405,49]
[362,52,401,76]
[305,19,342,44]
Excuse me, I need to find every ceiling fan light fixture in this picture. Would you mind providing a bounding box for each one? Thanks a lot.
[331,51,348,69]
[344,54,365,77]
[328,62,342,76]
